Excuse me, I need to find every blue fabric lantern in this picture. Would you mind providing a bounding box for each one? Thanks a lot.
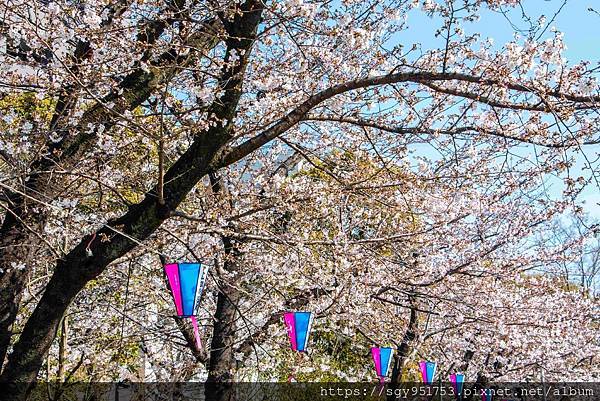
[419,361,437,385]
[450,373,465,400]
[371,347,394,383]
[164,262,209,349]
[283,311,313,352]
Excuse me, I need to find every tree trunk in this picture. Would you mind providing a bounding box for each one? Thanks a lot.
[205,168,243,401]
[206,265,240,382]
[0,213,48,367]
[0,260,80,399]
[387,305,418,401]
[204,286,240,401]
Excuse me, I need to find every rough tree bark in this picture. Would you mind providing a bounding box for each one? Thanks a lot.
[197,168,241,401]
[204,234,243,401]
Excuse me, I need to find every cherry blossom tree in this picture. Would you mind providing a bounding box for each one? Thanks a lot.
[33,146,598,400]
[0,0,599,400]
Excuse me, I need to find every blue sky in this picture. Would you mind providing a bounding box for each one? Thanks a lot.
[399,0,600,62]
[395,0,600,218]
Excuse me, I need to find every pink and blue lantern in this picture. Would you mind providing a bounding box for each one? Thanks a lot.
[481,389,493,401]
[164,262,209,350]
[371,347,393,383]
[419,361,437,385]
[450,373,465,400]
[284,312,313,352]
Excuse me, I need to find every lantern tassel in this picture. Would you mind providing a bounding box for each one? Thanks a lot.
[377,376,385,396]
[190,316,202,350]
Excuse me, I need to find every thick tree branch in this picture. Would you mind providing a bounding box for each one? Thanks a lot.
[216,70,600,168]
[303,116,600,148]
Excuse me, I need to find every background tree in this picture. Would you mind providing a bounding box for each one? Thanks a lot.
[535,214,600,294]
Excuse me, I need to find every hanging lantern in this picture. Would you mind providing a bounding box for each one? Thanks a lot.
[164,262,209,350]
[419,361,437,385]
[283,311,313,352]
[371,347,394,384]
[450,373,465,400]
[481,388,493,401]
